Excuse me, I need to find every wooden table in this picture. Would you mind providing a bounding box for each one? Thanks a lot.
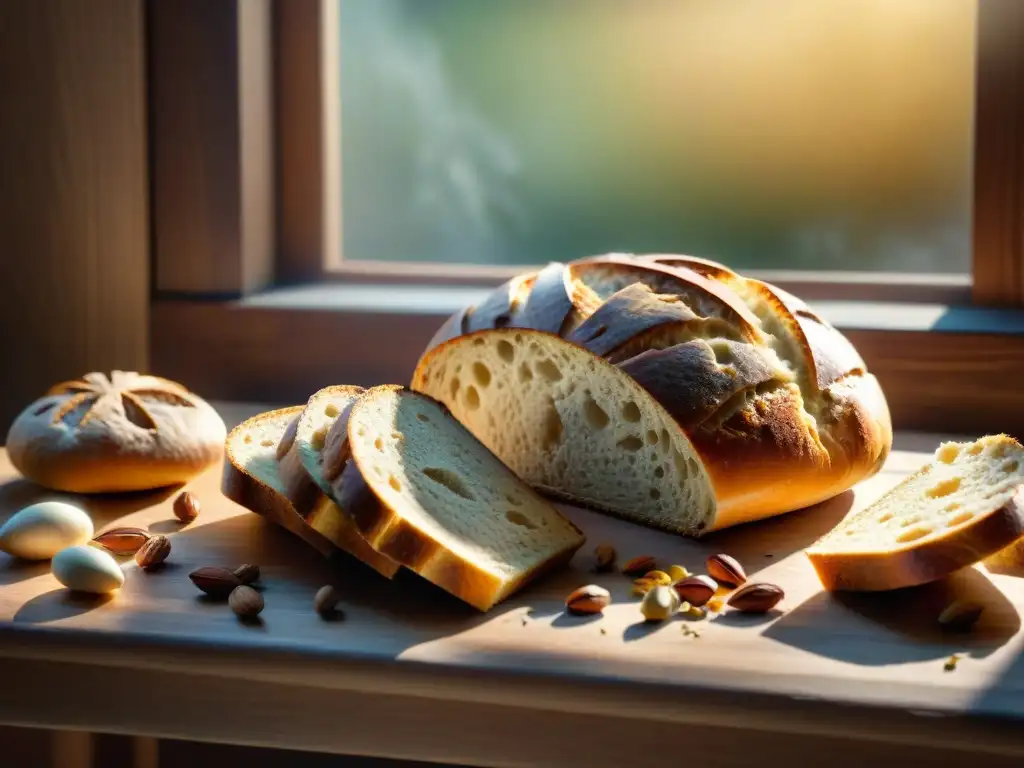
[2,429,1024,768]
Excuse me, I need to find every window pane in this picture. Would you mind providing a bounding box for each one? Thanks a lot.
[338,0,974,272]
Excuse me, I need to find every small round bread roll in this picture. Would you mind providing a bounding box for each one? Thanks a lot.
[6,371,226,493]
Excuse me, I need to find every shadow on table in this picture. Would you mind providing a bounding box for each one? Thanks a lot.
[14,589,114,623]
[764,565,1019,665]
[695,489,856,576]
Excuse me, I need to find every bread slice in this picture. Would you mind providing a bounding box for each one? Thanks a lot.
[806,434,1024,591]
[410,328,719,535]
[335,386,585,611]
[221,407,336,559]
[276,386,400,579]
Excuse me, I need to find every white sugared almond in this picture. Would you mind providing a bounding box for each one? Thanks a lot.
[51,545,124,594]
[0,501,94,560]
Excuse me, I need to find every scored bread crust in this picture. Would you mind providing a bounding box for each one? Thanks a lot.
[275,386,400,579]
[415,253,892,529]
[221,407,336,559]
[333,386,585,611]
[7,371,226,493]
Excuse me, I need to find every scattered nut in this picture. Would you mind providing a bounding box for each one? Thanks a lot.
[944,653,961,672]
[189,566,243,598]
[707,553,747,588]
[565,585,612,615]
[632,577,657,597]
[727,582,784,613]
[229,585,264,619]
[314,585,342,616]
[51,546,125,594]
[594,543,617,572]
[938,600,984,632]
[233,564,260,585]
[668,564,690,583]
[93,527,152,555]
[173,491,201,524]
[643,570,673,587]
[640,584,680,622]
[622,555,657,577]
[134,534,171,569]
[674,575,718,607]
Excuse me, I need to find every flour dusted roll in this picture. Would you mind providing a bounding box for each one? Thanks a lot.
[7,372,226,493]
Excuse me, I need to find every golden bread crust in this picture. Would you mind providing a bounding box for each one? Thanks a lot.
[416,254,892,530]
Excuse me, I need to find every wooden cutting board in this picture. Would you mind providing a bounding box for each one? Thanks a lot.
[1,437,1023,765]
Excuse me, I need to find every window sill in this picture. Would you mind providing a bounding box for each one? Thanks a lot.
[151,285,1024,438]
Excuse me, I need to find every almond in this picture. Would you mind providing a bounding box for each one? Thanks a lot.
[727,582,784,613]
[706,553,747,588]
[173,491,200,524]
[594,543,617,573]
[314,585,342,616]
[673,575,718,607]
[229,585,264,619]
[189,566,242,598]
[565,585,611,615]
[134,534,171,569]
[93,527,152,555]
[233,564,260,585]
[621,555,657,577]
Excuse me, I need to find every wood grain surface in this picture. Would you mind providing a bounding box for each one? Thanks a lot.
[2,437,1024,765]
[148,0,274,296]
[0,0,149,433]
[973,0,1024,307]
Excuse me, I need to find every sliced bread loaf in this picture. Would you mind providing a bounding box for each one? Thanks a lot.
[221,407,336,559]
[410,328,719,535]
[806,434,1024,591]
[276,386,400,579]
[334,386,586,611]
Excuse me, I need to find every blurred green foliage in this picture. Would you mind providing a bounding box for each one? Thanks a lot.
[339,0,975,273]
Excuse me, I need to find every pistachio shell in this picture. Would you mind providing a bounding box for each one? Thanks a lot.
[51,545,125,594]
[0,501,94,560]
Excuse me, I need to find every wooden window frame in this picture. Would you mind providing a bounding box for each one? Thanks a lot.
[148,0,1024,437]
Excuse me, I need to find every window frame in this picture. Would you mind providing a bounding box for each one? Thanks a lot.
[147,0,1024,437]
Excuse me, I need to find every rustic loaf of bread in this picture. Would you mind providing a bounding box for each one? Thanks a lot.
[7,371,226,493]
[806,434,1024,591]
[415,253,892,531]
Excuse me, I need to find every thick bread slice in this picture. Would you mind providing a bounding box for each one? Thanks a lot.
[411,329,720,535]
[806,435,1024,591]
[276,386,400,579]
[338,386,585,611]
[221,407,336,559]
